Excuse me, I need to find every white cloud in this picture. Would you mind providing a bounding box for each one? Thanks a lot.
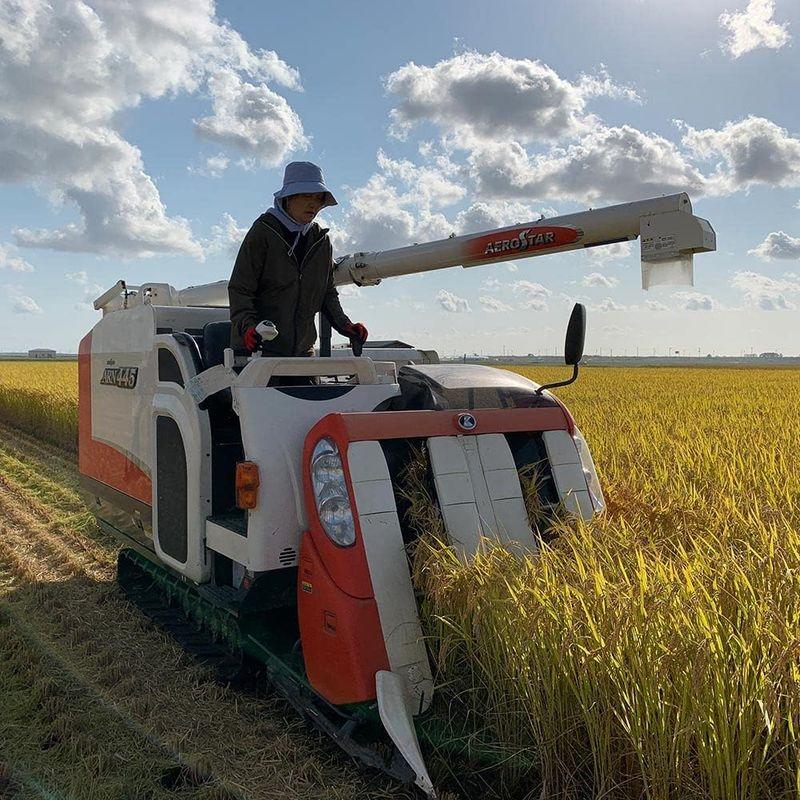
[189,153,231,178]
[75,281,105,309]
[719,0,791,58]
[730,269,800,309]
[645,299,670,311]
[469,125,707,203]
[385,51,604,145]
[512,280,551,310]
[0,244,34,272]
[749,231,800,260]
[8,290,42,314]
[576,66,642,104]
[586,239,634,264]
[194,68,308,167]
[207,213,248,256]
[595,297,627,312]
[481,276,503,291]
[436,289,471,313]
[66,270,88,284]
[337,283,362,300]
[328,146,471,253]
[479,295,513,313]
[582,272,619,288]
[454,200,544,234]
[673,291,718,311]
[335,172,453,252]
[0,0,305,257]
[375,150,466,209]
[679,117,800,193]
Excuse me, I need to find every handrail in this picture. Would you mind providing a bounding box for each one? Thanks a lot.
[236,356,384,387]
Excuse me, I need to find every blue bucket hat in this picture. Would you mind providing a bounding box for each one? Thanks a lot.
[273,161,337,207]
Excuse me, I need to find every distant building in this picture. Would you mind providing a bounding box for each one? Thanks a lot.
[759,352,783,359]
[28,348,56,359]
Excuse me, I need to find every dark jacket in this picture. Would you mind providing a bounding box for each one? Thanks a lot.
[228,213,351,355]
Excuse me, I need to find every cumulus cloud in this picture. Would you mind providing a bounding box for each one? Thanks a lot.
[731,269,800,309]
[386,52,583,143]
[479,295,513,313]
[719,0,791,58]
[576,66,642,104]
[586,239,634,264]
[75,281,105,309]
[469,125,707,203]
[194,68,307,167]
[375,150,466,209]
[189,153,231,178]
[328,147,472,253]
[436,289,471,313]
[453,200,544,234]
[749,230,800,260]
[66,270,88,284]
[8,289,42,314]
[481,276,503,291]
[594,297,627,312]
[334,171,453,252]
[207,212,248,256]
[679,117,800,193]
[385,51,637,146]
[513,280,551,310]
[645,299,670,311]
[0,0,306,257]
[382,50,714,207]
[337,283,362,300]
[384,50,800,212]
[673,291,718,311]
[582,272,619,288]
[0,244,34,272]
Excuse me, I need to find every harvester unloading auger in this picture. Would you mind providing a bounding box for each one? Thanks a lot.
[79,193,715,797]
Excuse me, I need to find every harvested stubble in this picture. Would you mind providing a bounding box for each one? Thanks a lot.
[0,420,409,800]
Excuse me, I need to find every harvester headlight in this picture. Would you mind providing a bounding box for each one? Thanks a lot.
[310,438,356,547]
[573,427,606,514]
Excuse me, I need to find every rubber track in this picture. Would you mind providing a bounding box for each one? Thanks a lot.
[118,556,248,684]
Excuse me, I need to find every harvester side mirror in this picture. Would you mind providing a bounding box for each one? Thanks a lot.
[536,303,586,395]
[564,303,586,366]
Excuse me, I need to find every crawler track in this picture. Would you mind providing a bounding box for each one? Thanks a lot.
[0,421,410,800]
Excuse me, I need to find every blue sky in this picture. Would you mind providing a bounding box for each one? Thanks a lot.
[0,0,798,356]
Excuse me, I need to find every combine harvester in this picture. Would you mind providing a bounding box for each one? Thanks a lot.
[79,193,715,797]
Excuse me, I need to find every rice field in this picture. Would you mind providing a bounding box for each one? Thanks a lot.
[415,365,800,799]
[0,359,799,798]
[0,361,77,451]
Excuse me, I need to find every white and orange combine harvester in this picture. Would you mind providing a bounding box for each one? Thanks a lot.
[78,193,715,797]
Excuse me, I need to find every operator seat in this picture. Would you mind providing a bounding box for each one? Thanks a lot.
[202,320,233,369]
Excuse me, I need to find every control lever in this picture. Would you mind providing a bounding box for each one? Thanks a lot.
[250,320,278,359]
[256,320,279,341]
[351,336,364,357]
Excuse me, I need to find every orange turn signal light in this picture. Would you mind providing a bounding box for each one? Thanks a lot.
[236,461,260,509]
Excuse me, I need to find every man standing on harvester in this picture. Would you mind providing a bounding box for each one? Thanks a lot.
[228,161,368,356]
